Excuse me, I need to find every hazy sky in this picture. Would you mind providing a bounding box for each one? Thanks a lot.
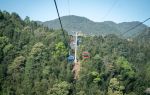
[0,0,150,26]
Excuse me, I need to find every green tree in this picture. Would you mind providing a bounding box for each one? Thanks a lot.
[23,42,48,95]
[24,16,30,24]
[47,81,70,95]
[115,57,135,79]
[108,78,124,95]
[52,42,68,59]
[6,56,26,95]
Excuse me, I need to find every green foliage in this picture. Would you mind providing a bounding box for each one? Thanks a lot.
[0,11,150,95]
[91,71,101,83]
[115,57,135,79]
[145,63,150,80]
[7,56,25,74]
[108,78,124,95]
[24,16,30,24]
[47,81,70,95]
[52,42,68,59]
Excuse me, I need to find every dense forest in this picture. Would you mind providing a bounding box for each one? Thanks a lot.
[0,11,150,95]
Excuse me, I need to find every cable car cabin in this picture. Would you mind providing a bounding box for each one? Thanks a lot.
[82,52,90,59]
[77,39,82,46]
[69,35,74,43]
[67,55,75,63]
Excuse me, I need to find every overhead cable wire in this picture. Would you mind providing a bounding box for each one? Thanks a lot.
[128,23,150,38]
[121,18,150,36]
[102,0,119,20]
[53,0,68,46]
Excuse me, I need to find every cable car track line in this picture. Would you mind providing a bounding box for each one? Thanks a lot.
[101,0,119,20]
[53,0,68,47]
[53,0,80,81]
[121,18,150,36]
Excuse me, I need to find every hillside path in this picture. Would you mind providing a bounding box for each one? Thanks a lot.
[72,61,80,80]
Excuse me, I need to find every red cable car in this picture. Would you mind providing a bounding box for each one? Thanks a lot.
[82,52,90,59]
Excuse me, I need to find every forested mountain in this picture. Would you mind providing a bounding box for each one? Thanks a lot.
[0,11,150,95]
[135,27,150,40]
[38,15,148,37]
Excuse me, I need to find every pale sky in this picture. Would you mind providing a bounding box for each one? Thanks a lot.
[0,0,150,26]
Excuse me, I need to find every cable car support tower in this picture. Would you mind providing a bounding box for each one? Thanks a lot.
[72,32,80,80]
[74,32,78,63]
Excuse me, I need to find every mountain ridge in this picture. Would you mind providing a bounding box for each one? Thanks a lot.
[37,15,148,37]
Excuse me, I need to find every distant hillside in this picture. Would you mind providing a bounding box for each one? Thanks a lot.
[135,27,150,41]
[38,15,148,37]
